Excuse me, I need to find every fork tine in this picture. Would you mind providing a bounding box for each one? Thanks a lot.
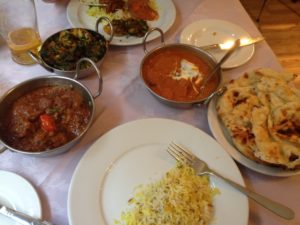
[170,142,194,161]
[167,147,183,163]
[168,143,193,165]
[167,147,192,166]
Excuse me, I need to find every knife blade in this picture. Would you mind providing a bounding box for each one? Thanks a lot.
[0,204,54,225]
[199,36,265,51]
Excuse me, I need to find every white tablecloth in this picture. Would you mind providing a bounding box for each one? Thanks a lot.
[0,0,299,225]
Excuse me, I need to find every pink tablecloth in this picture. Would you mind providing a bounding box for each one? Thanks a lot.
[0,0,299,225]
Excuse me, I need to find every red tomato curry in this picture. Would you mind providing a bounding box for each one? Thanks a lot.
[1,86,91,152]
[142,47,220,102]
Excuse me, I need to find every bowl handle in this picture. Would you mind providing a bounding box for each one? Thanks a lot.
[0,144,7,154]
[75,58,103,99]
[95,16,114,43]
[143,27,165,54]
[28,51,55,73]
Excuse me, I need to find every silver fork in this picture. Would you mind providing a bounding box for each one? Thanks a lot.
[167,142,295,220]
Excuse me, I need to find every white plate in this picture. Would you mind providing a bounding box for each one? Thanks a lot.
[68,118,248,225]
[180,19,255,69]
[66,0,176,46]
[0,170,42,225]
[208,97,300,177]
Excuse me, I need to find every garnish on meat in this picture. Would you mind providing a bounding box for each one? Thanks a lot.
[104,18,149,37]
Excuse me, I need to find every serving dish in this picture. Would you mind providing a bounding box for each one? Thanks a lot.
[180,19,255,69]
[0,58,103,157]
[140,28,222,108]
[68,118,248,225]
[29,17,113,78]
[66,0,176,46]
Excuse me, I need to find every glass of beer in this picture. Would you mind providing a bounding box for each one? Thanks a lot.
[0,0,42,65]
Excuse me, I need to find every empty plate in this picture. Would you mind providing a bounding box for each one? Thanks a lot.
[180,19,255,69]
[0,170,41,225]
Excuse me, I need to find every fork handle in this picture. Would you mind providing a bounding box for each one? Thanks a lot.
[210,170,295,220]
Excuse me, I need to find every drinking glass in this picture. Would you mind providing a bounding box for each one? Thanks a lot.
[0,0,42,65]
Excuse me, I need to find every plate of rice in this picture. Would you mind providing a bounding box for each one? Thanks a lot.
[68,118,248,225]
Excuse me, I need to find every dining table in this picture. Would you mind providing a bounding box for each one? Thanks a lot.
[0,0,299,225]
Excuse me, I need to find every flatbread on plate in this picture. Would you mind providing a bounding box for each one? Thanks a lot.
[217,68,300,169]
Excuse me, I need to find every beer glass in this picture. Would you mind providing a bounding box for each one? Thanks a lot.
[0,0,42,65]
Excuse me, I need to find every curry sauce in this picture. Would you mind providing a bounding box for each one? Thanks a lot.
[1,86,91,152]
[142,47,219,102]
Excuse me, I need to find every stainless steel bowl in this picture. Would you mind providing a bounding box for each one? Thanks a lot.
[0,58,102,157]
[140,28,222,108]
[29,17,113,78]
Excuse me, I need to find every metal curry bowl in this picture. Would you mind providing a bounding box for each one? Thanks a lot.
[140,28,222,108]
[29,17,114,78]
[0,58,103,157]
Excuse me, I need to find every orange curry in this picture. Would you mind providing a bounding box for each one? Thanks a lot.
[142,47,219,102]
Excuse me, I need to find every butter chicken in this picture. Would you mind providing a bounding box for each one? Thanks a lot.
[142,46,219,102]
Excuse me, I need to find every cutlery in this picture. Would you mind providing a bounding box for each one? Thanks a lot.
[199,36,264,51]
[0,204,54,225]
[167,142,295,220]
[199,39,240,91]
[203,86,227,105]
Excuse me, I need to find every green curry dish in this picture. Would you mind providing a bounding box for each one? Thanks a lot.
[41,28,107,71]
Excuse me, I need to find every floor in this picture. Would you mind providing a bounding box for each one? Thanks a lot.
[240,0,300,75]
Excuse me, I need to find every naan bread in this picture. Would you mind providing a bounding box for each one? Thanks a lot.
[217,68,300,170]
[217,86,260,161]
[269,102,300,145]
